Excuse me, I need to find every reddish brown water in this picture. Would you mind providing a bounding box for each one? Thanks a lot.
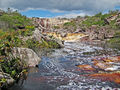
[9,42,120,90]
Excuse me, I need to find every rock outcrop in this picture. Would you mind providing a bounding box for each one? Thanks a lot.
[44,32,87,42]
[32,29,42,43]
[85,25,114,41]
[104,12,120,24]
[31,18,70,31]
[12,47,41,67]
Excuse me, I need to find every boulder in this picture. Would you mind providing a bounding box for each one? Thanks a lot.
[33,29,64,47]
[12,47,41,67]
[32,29,42,43]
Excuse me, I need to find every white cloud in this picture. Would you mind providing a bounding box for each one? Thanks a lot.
[56,12,91,18]
[0,0,120,14]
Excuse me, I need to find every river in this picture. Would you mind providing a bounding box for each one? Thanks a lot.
[9,42,120,90]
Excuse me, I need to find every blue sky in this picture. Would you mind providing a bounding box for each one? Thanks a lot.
[21,7,120,18]
[21,9,66,18]
[0,0,120,18]
[20,9,89,18]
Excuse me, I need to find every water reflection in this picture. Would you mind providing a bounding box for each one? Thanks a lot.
[9,42,120,90]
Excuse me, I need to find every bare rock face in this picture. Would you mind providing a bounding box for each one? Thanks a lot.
[32,29,42,43]
[85,26,114,40]
[104,13,120,24]
[12,47,41,67]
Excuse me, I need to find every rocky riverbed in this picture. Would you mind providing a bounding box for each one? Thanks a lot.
[1,11,120,90]
[9,41,120,90]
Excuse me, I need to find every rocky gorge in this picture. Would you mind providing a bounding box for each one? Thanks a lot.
[1,10,120,90]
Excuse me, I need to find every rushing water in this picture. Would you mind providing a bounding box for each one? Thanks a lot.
[9,42,120,90]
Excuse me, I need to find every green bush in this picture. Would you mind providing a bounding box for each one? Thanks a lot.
[114,32,120,38]
[25,26,35,31]
[0,11,32,31]
[17,29,33,36]
[53,26,60,29]
[26,38,60,49]
[0,57,25,78]
[64,21,75,26]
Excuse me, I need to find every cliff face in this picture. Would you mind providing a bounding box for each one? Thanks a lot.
[32,18,70,31]
[31,11,120,43]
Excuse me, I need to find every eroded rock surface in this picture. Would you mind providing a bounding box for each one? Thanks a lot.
[43,32,88,42]
[12,47,41,67]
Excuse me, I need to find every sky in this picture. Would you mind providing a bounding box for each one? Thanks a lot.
[0,0,120,18]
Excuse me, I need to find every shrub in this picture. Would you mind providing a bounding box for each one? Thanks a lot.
[64,21,75,26]
[0,11,32,31]
[53,26,60,29]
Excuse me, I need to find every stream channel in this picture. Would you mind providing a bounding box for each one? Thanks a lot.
[9,42,120,90]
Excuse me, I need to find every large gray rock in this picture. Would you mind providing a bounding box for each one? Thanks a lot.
[33,29,64,48]
[32,29,42,43]
[12,47,41,67]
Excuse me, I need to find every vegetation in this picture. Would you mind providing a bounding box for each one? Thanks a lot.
[108,31,120,44]
[64,21,76,26]
[0,9,62,88]
[0,9,32,31]
[0,30,27,82]
[63,21,77,31]
[62,10,120,46]
[78,10,120,30]
[53,26,60,29]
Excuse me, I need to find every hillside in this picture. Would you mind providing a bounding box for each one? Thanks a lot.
[61,10,120,44]
[32,10,120,45]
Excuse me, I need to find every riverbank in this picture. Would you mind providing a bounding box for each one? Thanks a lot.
[0,10,64,89]
[1,9,120,89]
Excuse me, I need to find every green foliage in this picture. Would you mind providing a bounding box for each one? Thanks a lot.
[17,29,33,36]
[26,39,40,49]
[0,33,23,56]
[0,31,27,80]
[0,78,7,83]
[64,21,75,26]
[26,38,60,49]
[108,38,120,44]
[53,26,60,29]
[0,9,62,88]
[81,11,119,28]
[114,31,120,38]
[0,10,32,31]
[0,57,25,78]
[40,39,60,49]
[95,12,102,17]
[108,31,120,46]
[0,30,6,36]
[82,15,105,27]
[25,26,35,31]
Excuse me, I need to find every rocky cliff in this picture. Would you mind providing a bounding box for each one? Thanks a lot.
[31,18,70,32]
